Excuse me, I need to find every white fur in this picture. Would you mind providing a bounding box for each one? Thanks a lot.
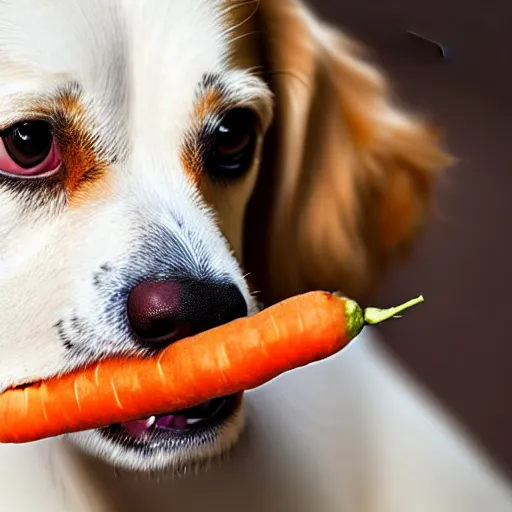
[0,0,271,470]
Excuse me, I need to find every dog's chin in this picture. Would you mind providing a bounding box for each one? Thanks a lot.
[68,393,245,472]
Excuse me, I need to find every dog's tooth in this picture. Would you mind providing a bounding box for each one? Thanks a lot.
[186,418,202,425]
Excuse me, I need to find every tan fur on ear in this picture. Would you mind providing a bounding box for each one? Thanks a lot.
[243,0,452,305]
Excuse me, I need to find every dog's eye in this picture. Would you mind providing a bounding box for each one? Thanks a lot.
[205,108,257,180]
[4,121,53,168]
[0,121,61,177]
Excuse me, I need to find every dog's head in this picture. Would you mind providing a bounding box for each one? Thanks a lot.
[0,0,450,472]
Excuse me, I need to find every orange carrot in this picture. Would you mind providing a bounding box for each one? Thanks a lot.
[0,291,423,443]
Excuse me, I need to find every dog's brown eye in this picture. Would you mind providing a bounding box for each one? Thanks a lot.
[206,108,257,180]
[3,121,54,169]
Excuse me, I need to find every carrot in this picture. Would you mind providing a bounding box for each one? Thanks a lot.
[0,291,423,444]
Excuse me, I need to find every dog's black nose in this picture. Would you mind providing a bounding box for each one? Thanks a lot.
[127,279,247,346]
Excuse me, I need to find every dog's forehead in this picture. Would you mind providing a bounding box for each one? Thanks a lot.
[0,0,229,75]
[0,0,232,138]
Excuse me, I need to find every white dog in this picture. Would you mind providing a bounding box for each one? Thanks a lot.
[0,0,511,510]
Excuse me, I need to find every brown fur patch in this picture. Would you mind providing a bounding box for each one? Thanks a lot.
[53,93,107,202]
[30,90,110,207]
[66,164,115,208]
[243,0,453,305]
[180,142,204,190]
[181,88,225,189]
[194,88,223,122]
[377,167,423,253]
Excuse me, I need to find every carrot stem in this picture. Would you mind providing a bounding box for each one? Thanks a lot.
[363,295,424,325]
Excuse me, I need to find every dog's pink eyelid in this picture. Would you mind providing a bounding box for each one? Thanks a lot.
[0,137,62,177]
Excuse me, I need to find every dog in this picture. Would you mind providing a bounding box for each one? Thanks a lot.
[1,0,511,510]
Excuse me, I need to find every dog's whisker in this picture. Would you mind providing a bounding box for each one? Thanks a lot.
[221,0,261,37]
[243,65,265,76]
[220,0,260,19]
[266,69,312,89]
[228,30,259,45]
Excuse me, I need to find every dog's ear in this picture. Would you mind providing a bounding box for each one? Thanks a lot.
[243,0,452,304]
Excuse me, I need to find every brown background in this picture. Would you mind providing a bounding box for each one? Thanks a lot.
[309,0,512,477]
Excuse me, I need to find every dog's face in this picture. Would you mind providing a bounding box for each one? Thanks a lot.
[0,0,450,472]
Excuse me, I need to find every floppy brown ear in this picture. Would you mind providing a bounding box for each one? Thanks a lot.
[243,0,452,305]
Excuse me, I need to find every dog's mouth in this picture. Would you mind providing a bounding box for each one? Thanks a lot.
[121,395,235,436]
[98,393,242,448]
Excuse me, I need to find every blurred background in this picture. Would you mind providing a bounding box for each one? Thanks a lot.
[308,0,512,477]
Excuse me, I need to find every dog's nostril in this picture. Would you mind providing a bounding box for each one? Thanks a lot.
[127,281,190,345]
[127,279,247,347]
[137,317,180,343]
